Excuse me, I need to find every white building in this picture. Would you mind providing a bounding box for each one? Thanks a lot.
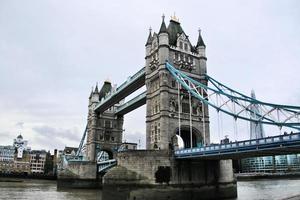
[13,134,31,159]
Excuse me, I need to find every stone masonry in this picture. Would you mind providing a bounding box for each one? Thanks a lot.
[145,16,210,150]
[86,82,124,161]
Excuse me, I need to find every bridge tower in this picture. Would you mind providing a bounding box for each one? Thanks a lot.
[86,81,124,162]
[145,15,210,150]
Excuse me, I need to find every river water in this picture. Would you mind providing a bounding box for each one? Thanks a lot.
[0,179,300,200]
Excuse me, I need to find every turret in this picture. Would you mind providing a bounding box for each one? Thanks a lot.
[89,84,100,106]
[145,27,152,57]
[196,29,207,75]
[158,15,169,65]
[196,29,206,58]
[158,15,169,46]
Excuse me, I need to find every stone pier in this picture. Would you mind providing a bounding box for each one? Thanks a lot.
[57,161,101,189]
[103,150,237,199]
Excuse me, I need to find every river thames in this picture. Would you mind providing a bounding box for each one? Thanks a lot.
[0,178,300,200]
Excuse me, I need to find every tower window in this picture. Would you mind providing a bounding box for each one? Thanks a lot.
[182,102,190,113]
[184,43,188,51]
[171,80,176,88]
[105,120,112,128]
[192,106,197,115]
[179,41,183,49]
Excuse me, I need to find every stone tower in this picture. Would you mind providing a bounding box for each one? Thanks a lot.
[86,82,124,161]
[145,16,210,150]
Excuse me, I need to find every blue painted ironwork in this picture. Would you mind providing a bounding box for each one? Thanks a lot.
[76,125,87,157]
[98,159,117,173]
[94,67,145,112]
[115,91,146,115]
[165,62,300,130]
[175,132,300,159]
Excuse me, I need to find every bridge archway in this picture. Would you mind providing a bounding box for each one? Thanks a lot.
[96,148,114,162]
[175,126,203,148]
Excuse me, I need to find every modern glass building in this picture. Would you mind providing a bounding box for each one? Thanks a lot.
[241,154,300,173]
[240,91,300,173]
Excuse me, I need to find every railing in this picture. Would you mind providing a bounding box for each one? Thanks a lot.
[115,67,145,92]
[175,132,300,157]
[95,67,145,111]
[98,159,117,173]
[115,91,146,114]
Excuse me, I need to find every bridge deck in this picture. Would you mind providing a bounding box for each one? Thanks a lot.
[175,132,300,160]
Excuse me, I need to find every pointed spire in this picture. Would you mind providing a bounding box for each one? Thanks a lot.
[196,28,206,47]
[145,27,152,46]
[94,83,99,93]
[251,89,256,99]
[89,87,93,99]
[159,14,167,34]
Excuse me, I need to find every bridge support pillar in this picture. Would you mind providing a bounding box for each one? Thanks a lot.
[216,159,237,199]
[57,161,101,189]
[102,150,237,199]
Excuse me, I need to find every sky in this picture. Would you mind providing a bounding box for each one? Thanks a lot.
[0,0,299,151]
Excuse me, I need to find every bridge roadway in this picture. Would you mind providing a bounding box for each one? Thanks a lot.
[94,67,145,113]
[175,132,300,160]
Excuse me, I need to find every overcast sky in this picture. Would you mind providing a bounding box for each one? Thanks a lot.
[0,0,299,151]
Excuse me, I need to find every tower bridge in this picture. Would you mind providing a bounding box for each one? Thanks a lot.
[57,16,300,199]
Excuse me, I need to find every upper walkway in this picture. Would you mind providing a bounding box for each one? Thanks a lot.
[94,67,145,113]
[115,91,146,116]
[175,132,300,160]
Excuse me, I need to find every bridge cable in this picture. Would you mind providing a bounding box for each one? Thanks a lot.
[177,81,181,137]
[201,88,206,146]
[276,108,282,134]
[189,82,193,149]
[216,94,221,143]
[220,107,224,141]
[246,111,250,139]
[232,98,238,141]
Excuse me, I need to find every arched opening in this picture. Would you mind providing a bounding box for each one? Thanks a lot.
[96,149,113,162]
[175,126,203,148]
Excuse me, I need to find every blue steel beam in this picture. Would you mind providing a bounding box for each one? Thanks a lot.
[165,62,300,130]
[115,91,146,116]
[76,125,87,157]
[98,159,117,173]
[175,132,300,160]
[94,67,145,113]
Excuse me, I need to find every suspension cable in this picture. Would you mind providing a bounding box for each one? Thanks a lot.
[189,82,193,149]
[220,109,224,142]
[216,94,221,142]
[277,108,282,135]
[178,81,181,137]
[201,88,206,146]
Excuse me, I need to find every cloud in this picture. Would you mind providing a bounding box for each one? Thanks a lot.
[0,0,299,150]
[15,122,24,129]
[30,125,82,150]
[32,125,81,142]
[124,131,145,149]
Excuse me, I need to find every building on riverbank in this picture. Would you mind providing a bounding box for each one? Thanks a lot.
[0,146,15,162]
[236,91,300,173]
[240,154,300,173]
[0,134,58,176]
[30,150,47,174]
[0,146,15,174]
